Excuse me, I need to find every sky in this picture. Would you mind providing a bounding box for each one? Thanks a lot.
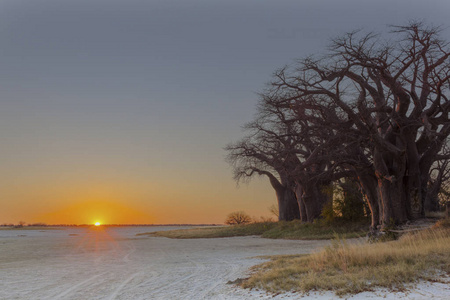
[1,0,449,225]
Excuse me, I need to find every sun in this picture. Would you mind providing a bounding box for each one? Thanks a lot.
[94,222,101,226]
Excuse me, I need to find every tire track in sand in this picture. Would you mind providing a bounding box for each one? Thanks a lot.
[147,257,207,297]
[48,273,106,299]
[107,272,140,300]
[183,257,241,299]
[122,244,136,263]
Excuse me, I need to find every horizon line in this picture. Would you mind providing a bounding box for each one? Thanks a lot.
[0,223,224,227]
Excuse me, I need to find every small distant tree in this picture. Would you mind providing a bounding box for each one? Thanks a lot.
[225,211,252,225]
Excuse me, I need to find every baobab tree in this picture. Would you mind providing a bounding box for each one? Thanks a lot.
[269,22,450,227]
[225,106,301,221]
[227,22,449,228]
[227,92,341,222]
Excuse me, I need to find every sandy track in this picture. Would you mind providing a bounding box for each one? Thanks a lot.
[1,227,449,300]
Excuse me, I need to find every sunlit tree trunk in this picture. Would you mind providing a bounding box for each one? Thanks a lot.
[355,169,380,229]
[294,184,307,222]
[373,148,409,226]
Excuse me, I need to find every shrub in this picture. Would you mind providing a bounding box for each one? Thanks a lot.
[225,211,252,225]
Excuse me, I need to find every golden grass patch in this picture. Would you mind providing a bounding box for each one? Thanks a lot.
[242,227,450,296]
[136,223,276,239]
[137,219,368,240]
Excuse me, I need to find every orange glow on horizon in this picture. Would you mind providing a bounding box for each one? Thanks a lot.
[1,176,276,225]
[35,200,154,225]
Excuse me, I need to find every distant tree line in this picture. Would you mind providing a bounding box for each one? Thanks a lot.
[226,23,450,232]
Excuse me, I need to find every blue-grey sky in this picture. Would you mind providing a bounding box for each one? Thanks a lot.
[1,0,449,224]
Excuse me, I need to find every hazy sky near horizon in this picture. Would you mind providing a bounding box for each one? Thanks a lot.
[1,0,449,224]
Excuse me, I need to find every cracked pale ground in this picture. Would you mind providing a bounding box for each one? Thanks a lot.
[0,227,448,300]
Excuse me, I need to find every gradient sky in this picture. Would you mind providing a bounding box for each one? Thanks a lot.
[1,0,449,225]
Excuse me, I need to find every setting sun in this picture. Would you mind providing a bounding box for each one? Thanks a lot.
[94,222,101,226]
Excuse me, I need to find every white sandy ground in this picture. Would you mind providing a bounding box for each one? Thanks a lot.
[0,227,449,300]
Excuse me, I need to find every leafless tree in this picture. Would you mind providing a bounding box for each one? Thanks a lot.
[226,22,449,229]
[268,22,450,227]
[225,211,252,225]
[227,90,343,222]
[225,107,301,221]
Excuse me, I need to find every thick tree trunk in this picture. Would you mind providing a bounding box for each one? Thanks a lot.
[266,173,300,221]
[356,170,380,229]
[424,181,441,212]
[373,148,409,226]
[404,173,423,219]
[301,183,330,222]
[377,177,408,225]
[405,133,425,219]
[294,184,307,222]
[275,186,301,221]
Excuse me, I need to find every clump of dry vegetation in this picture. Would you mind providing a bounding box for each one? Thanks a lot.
[242,224,450,296]
[138,219,368,239]
[138,222,276,239]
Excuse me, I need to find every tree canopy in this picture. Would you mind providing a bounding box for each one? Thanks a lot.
[227,22,450,230]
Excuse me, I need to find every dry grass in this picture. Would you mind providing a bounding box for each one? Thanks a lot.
[242,225,450,296]
[137,223,276,239]
[261,219,367,240]
[138,219,368,240]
